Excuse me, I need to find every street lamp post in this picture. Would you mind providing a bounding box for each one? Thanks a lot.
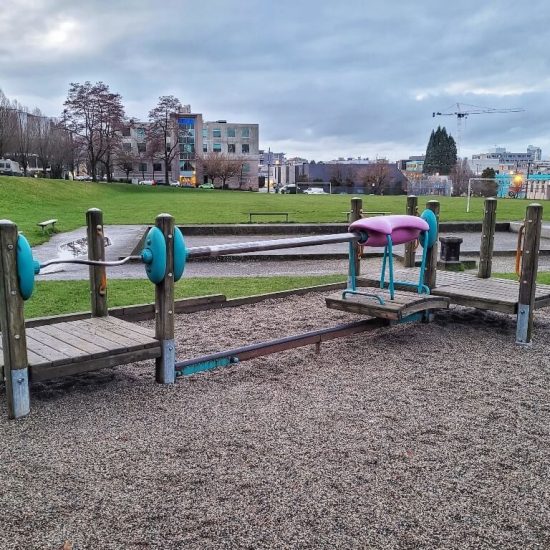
[266,147,271,193]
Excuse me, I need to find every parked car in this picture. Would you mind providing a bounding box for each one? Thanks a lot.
[280,184,298,194]
[169,181,182,187]
[303,187,328,195]
[198,182,215,189]
[138,180,156,186]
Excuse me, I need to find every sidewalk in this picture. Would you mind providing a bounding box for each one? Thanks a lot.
[31,225,550,281]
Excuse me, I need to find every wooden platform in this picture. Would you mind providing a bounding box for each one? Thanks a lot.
[358,268,550,314]
[326,290,450,321]
[0,316,161,381]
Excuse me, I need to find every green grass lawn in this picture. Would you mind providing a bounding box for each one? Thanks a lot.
[494,272,550,285]
[25,275,346,318]
[1,176,547,245]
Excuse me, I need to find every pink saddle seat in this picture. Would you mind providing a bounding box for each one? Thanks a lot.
[349,215,429,247]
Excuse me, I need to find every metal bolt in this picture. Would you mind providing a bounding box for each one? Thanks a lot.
[7,244,13,250]
[168,310,173,314]
[10,290,16,295]
[14,334,20,340]
[168,272,173,277]
[168,234,173,239]
[168,346,173,351]
[17,378,24,384]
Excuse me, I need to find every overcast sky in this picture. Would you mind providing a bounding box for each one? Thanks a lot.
[1,0,548,161]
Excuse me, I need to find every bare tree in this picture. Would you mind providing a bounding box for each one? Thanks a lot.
[451,158,473,196]
[115,147,137,182]
[146,132,163,182]
[48,124,73,179]
[328,164,357,186]
[10,101,35,176]
[0,90,17,159]
[199,152,224,186]
[218,154,244,189]
[148,95,182,185]
[62,81,125,181]
[361,163,391,195]
[32,108,55,176]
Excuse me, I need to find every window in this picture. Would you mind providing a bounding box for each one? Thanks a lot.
[242,163,250,173]
[241,127,250,138]
[213,143,222,153]
[153,163,162,172]
[179,143,195,153]
[139,163,147,172]
[122,142,132,152]
[203,143,208,153]
[213,128,222,138]
[202,128,208,138]
[242,144,250,154]
[122,127,131,137]
[136,128,146,142]
[137,142,146,153]
[228,143,236,154]
[227,127,236,138]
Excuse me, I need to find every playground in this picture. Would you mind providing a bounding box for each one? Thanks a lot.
[1,185,550,547]
[1,293,550,548]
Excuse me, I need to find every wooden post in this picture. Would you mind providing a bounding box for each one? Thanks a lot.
[516,203,542,345]
[0,220,30,419]
[404,195,418,267]
[350,197,362,276]
[155,213,176,383]
[86,208,108,317]
[423,200,440,290]
[477,197,497,279]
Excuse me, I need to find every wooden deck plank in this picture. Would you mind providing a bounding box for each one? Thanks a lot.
[0,341,45,368]
[32,324,111,358]
[326,290,449,321]
[30,347,161,381]
[27,327,91,361]
[98,315,156,338]
[91,317,157,343]
[358,267,550,314]
[24,334,72,364]
[53,321,128,351]
[74,319,146,348]
[1,316,161,381]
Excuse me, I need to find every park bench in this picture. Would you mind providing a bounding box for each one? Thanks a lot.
[248,212,289,223]
[343,211,391,222]
[37,219,58,233]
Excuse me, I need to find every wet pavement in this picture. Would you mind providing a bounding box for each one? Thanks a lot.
[31,225,550,281]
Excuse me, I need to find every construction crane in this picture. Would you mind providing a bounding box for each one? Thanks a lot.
[432,102,525,157]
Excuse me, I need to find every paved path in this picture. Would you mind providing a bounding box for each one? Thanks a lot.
[32,225,550,281]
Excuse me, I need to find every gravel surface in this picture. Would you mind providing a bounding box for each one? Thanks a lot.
[1,294,550,549]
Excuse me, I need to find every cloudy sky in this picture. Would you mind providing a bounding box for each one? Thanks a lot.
[1,0,548,161]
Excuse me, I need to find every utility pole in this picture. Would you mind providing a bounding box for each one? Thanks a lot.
[267,147,271,193]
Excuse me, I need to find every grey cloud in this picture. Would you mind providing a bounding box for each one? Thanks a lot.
[1,0,549,160]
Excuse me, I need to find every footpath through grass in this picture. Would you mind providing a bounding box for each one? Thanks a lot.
[26,275,346,318]
[2,176,548,245]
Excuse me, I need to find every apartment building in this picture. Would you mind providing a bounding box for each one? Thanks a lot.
[114,107,259,189]
[172,114,259,189]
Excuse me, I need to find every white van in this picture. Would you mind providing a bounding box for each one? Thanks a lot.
[0,159,22,176]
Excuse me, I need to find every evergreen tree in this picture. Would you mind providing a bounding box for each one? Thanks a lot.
[423,129,436,174]
[423,126,457,175]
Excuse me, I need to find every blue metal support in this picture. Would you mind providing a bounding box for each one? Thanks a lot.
[343,238,385,303]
